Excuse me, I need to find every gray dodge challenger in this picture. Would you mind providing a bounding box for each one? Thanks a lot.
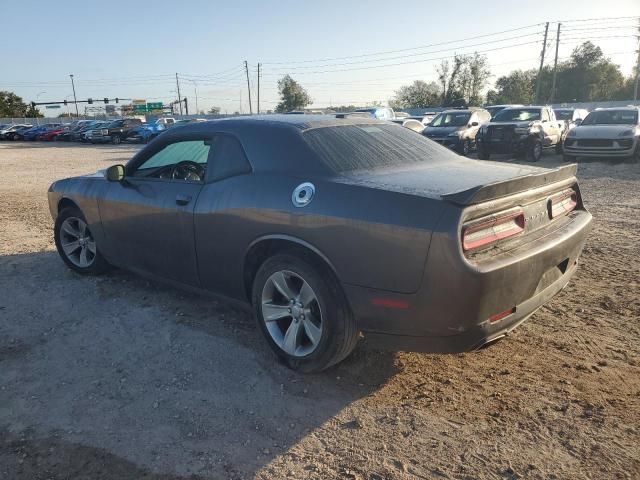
[48,115,592,372]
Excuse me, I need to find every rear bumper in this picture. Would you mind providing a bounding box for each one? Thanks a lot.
[364,258,576,352]
[344,209,591,353]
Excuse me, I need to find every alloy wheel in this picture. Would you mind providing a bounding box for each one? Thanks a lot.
[261,270,323,357]
[60,217,96,268]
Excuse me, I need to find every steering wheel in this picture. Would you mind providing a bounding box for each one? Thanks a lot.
[171,161,205,181]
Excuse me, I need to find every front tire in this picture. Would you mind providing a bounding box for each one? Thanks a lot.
[459,140,470,156]
[54,207,110,275]
[527,137,543,162]
[476,146,490,160]
[252,253,359,372]
[111,134,122,145]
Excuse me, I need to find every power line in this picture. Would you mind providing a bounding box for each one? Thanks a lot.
[261,40,543,76]
[262,22,545,65]
[262,31,544,72]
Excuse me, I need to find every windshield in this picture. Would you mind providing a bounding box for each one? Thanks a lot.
[581,110,638,125]
[486,106,507,117]
[303,123,456,173]
[429,112,471,127]
[492,108,541,122]
[554,110,573,121]
[107,121,123,128]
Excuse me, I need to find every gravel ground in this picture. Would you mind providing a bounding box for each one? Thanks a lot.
[0,142,639,480]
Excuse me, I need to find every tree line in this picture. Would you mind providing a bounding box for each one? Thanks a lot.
[271,41,637,113]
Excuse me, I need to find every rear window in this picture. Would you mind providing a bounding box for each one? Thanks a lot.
[303,123,455,173]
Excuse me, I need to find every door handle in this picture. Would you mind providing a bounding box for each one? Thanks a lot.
[175,194,192,206]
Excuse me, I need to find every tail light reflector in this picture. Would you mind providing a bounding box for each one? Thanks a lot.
[462,208,525,252]
[489,307,516,323]
[548,190,577,219]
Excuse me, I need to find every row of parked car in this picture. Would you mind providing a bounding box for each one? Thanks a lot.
[2,105,639,162]
[403,104,638,162]
[0,117,196,144]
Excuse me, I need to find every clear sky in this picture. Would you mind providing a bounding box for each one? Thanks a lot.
[2,0,638,115]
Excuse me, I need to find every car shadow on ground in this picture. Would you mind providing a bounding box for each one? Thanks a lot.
[0,251,399,479]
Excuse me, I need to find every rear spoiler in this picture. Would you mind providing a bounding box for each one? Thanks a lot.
[441,164,578,206]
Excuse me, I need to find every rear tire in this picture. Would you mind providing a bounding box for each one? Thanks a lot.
[252,253,359,372]
[54,207,110,275]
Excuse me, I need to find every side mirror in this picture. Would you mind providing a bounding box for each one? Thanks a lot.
[106,164,125,182]
[471,121,479,127]
[574,118,583,126]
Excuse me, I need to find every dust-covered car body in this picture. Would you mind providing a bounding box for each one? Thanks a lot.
[48,115,591,367]
[563,107,640,161]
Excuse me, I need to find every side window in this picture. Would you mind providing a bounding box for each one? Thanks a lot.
[133,139,211,180]
[207,135,251,181]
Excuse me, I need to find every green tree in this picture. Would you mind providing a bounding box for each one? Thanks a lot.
[0,91,30,117]
[553,42,625,102]
[438,53,491,106]
[328,104,359,112]
[486,69,537,105]
[275,75,312,113]
[389,80,441,108]
[26,104,44,118]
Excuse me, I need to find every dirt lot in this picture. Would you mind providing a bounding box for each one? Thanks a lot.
[0,142,638,480]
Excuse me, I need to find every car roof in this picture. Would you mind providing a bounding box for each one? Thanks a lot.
[439,108,486,114]
[592,106,639,111]
[172,114,383,132]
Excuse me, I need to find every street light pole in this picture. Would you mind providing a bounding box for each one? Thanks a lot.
[34,91,46,125]
[69,74,79,117]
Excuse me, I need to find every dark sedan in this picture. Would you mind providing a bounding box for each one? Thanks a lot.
[48,115,592,371]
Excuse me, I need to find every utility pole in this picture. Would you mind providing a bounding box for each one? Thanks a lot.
[69,74,79,117]
[257,63,261,115]
[244,60,253,114]
[549,23,561,104]
[175,73,183,115]
[634,20,640,101]
[534,22,550,104]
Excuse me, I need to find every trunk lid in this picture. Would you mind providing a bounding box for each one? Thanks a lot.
[340,158,576,206]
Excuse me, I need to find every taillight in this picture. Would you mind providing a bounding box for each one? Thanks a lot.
[462,207,525,252]
[548,190,577,219]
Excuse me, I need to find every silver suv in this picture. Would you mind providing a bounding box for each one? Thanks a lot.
[563,107,639,163]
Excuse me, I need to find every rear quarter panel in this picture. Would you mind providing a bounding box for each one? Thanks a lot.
[194,173,444,300]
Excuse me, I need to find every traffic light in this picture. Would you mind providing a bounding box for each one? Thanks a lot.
[104,98,108,104]
[88,98,93,104]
